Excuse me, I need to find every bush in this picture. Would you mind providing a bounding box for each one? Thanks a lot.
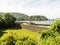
[0,29,40,45]
[51,20,60,33]
[40,20,60,45]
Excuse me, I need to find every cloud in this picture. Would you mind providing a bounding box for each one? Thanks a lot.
[0,0,60,19]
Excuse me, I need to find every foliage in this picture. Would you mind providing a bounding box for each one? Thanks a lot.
[0,13,18,28]
[51,20,60,33]
[0,15,5,28]
[0,29,40,45]
[1,18,60,45]
[40,20,60,45]
[4,13,16,25]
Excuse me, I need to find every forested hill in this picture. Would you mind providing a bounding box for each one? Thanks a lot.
[0,12,29,21]
[29,15,48,21]
[0,12,48,21]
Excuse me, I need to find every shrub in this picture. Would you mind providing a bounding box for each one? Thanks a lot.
[40,20,60,45]
[51,20,60,33]
[0,29,40,45]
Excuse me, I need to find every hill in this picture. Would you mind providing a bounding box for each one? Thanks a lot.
[10,12,29,21]
[0,12,48,21]
[29,15,48,21]
[0,12,29,21]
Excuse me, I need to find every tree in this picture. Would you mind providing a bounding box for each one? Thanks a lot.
[0,15,5,28]
[4,13,16,27]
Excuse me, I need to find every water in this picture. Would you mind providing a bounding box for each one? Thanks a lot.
[31,21,54,25]
[16,20,55,25]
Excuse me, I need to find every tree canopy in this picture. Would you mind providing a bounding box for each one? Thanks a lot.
[0,13,16,28]
[4,13,16,25]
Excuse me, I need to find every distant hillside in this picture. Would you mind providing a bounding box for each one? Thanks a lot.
[10,12,29,21]
[0,12,48,21]
[29,15,48,21]
[0,12,29,21]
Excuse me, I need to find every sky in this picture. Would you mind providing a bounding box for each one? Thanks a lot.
[0,0,60,19]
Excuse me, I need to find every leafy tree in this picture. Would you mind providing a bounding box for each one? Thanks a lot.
[4,13,16,27]
[0,15,4,23]
[0,15,5,28]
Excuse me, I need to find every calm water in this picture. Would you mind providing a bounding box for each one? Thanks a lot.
[16,20,55,25]
[31,21,54,25]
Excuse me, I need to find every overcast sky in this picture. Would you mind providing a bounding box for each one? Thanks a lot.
[0,0,60,19]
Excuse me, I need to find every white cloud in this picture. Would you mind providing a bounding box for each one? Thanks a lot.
[0,0,60,19]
